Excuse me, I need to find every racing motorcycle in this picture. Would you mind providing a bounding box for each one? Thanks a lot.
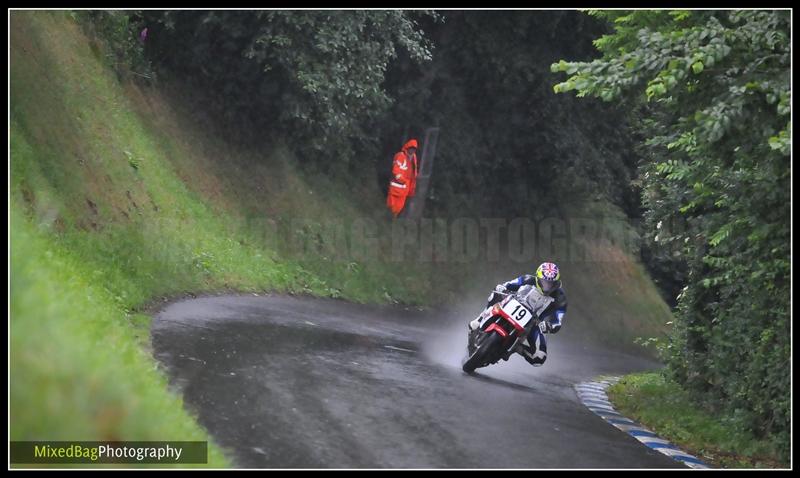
[462,284,554,374]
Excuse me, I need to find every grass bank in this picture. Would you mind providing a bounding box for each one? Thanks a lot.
[10,211,231,467]
[606,372,788,468]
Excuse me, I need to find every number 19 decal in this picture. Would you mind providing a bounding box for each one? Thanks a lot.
[511,304,527,321]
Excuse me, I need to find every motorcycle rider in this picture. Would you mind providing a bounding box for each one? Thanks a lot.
[468,262,567,367]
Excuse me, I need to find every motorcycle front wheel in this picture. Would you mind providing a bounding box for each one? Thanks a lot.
[462,332,502,374]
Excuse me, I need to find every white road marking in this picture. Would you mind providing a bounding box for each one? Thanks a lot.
[384,345,416,353]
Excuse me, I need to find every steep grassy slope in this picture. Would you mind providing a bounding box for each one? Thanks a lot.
[11,11,453,307]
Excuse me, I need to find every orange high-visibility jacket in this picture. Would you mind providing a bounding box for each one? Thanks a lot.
[391,139,419,196]
[386,139,419,217]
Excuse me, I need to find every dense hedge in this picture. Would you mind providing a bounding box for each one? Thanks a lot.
[553,10,790,458]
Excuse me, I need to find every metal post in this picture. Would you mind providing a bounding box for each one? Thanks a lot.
[405,127,440,220]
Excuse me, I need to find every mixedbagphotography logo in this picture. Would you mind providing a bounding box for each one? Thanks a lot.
[10,441,208,464]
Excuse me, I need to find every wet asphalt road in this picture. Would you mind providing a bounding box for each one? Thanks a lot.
[152,294,684,468]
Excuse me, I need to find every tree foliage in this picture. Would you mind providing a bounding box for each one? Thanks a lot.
[140,10,435,159]
[77,11,153,80]
[553,10,790,458]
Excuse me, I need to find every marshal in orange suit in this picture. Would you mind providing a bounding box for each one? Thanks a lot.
[386,139,419,218]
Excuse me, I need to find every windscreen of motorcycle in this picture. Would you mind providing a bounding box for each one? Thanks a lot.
[516,285,555,318]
